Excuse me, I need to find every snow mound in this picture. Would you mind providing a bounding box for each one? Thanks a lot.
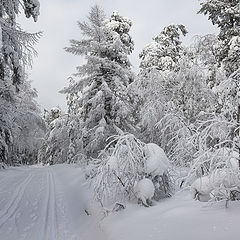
[190,172,230,199]
[143,143,169,176]
[135,178,155,205]
[190,168,240,201]
[191,176,212,195]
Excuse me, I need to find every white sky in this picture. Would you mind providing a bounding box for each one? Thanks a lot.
[19,0,218,111]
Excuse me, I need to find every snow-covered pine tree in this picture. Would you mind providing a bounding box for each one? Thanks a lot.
[0,0,41,166]
[0,0,40,89]
[62,6,135,160]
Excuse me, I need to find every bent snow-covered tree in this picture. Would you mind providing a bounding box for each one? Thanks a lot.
[93,134,171,207]
[62,6,135,160]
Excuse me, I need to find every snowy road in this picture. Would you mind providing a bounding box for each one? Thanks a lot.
[0,164,105,240]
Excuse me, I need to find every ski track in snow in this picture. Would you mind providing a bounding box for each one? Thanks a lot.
[0,173,33,227]
[0,164,105,240]
[39,170,57,240]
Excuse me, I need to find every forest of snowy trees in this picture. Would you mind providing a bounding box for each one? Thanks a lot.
[1,0,240,208]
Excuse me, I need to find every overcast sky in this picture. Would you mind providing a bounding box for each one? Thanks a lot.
[19,0,218,111]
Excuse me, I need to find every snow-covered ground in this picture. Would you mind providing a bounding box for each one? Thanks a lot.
[0,164,106,240]
[102,190,240,240]
[1,164,240,240]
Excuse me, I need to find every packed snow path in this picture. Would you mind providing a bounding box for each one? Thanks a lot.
[0,164,105,240]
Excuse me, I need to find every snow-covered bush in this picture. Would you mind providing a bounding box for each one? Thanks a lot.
[186,146,240,203]
[93,134,145,205]
[93,133,172,207]
[190,176,212,202]
[190,167,240,204]
[186,147,238,184]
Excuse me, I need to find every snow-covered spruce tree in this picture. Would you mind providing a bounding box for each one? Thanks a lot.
[61,6,135,160]
[198,0,240,77]
[43,107,62,126]
[0,0,41,166]
[0,0,40,88]
[38,108,69,165]
[93,133,171,207]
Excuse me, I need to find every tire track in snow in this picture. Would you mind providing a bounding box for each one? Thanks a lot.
[0,173,33,227]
